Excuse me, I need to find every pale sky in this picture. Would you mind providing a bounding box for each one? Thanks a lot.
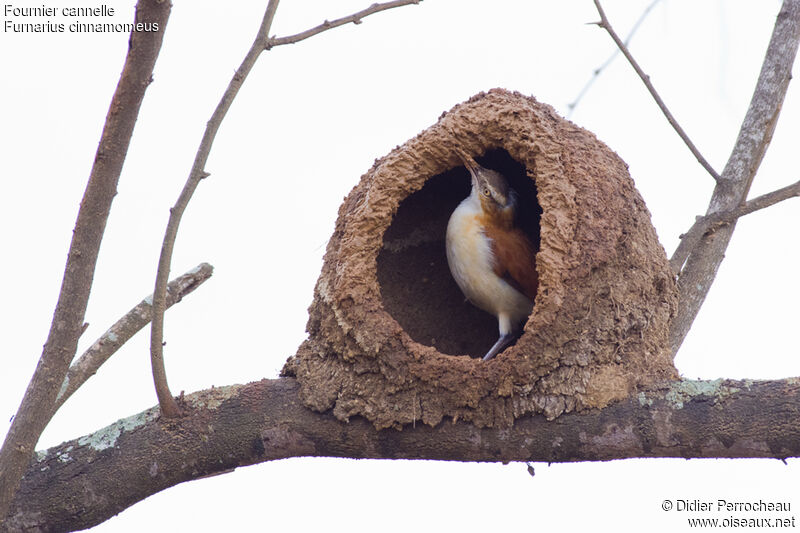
[2,1,799,531]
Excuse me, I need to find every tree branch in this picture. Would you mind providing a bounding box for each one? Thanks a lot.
[7,376,800,531]
[592,0,721,182]
[266,0,422,49]
[670,178,800,274]
[0,0,171,519]
[568,0,661,117]
[149,0,280,418]
[52,263,214,414]
[670,0,800,355]
[148,0,423,418]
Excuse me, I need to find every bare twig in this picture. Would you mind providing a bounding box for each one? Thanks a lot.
[592,0,721,182]
[568,0,661,117]
[0,0,172,519]
[670,0,800,354]
[266,0,422,49]
[149,1,280,418]
[149,0,422,418]
[53,264,214,414]
[670,179,800,274]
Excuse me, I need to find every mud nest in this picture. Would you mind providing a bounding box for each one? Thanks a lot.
[282,88,678,429]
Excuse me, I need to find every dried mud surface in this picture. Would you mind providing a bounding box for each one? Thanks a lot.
[282,89,678,429]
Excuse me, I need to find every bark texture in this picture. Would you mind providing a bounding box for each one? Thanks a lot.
[5,377,800,532]
[670,0,800,353]
[0,0,171,519]
[283,89,678,429]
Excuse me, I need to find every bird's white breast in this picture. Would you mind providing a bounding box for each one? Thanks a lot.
[445,194,533,325]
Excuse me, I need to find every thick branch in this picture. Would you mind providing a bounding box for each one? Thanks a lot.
[670,178,800,274]
[670,0,800,355]
[0,0,171,519]
[53,263,214,414]
[149,1,280,418]
[593,0,721,181]
[6,376,800,531]
[266,0,422,49]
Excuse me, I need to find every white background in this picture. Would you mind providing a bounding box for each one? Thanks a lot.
[2,1,799,531]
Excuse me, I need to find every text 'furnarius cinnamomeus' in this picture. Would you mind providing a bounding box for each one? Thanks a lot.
[445,152,539,361]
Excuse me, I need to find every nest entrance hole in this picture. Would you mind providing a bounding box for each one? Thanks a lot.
[377,148,541,358]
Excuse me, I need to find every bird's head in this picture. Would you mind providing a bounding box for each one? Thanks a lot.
[457,151,517,221]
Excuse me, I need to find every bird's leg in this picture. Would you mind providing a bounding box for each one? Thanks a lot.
[482,332,518,361]
[483,313,524,361]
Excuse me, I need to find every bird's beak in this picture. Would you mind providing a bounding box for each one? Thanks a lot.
[456,150,480,176]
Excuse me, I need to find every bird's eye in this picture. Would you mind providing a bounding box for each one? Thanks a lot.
[482,188,491,197]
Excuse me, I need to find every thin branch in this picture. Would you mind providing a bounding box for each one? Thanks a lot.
[149,0,280,418]
[592,0,721,182]
[670,178,800,274]
[731,178,800,217]
[8,376,800,530]
[568,0,661,117]
[0,1,171,519]
[670,0,800,355]
[266,0,422,49]
[149,0,423,418]
[53,263,214,414]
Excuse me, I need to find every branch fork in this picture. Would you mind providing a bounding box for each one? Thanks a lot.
[593,0,800,354]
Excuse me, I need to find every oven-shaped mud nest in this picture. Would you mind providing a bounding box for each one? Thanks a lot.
[282,88,678,429]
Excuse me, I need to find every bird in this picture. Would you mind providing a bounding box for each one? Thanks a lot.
[445,151,539,361]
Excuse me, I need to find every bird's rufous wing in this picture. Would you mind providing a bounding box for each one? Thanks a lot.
[485,226,539,301]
